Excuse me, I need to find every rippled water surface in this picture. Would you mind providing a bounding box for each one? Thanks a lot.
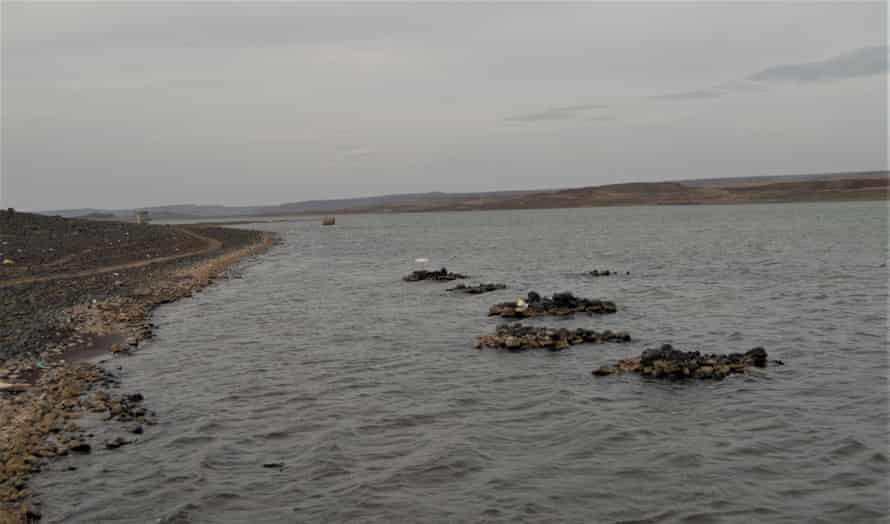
[36,202,889,523]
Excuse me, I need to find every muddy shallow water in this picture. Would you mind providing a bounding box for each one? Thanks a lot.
[35,202,889,523]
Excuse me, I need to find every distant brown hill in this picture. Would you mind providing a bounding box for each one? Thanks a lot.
[42,171,888,219]
[337,172,888,214]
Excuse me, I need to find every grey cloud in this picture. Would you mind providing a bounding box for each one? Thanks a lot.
[656,45,889,102]
[337,145,376,159]
[506,103,608,123]
[748,45,889,83]
[2,2,886,210]
[653,46,890,100]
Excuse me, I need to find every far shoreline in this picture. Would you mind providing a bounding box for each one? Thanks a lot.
[154,196,890,227]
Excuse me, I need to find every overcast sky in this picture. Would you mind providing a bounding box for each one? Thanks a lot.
[1,2,887,210]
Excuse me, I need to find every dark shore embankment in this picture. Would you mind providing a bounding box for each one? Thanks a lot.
[0,211,276,522]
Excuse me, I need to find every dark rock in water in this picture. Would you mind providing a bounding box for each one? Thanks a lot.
[476,322,631,351]
[104,437,131,450]
[447,283,506,295]
[403,267,467,282]
[489,292,617,318]
[127,393,144,403]
[68,442,91,453]
[589,269,612,277]
[592,344,780,380]
[130,425,144,435]
[263,462,285,468]
[745,347,768,367]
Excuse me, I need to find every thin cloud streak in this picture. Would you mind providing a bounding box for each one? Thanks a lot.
[655,45,889,102]
[748,45,889,83]
[505,103,608,123]
[654,89,724,101]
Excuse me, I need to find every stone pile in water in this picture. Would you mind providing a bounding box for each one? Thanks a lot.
[589,269,630,277]
[489,291,618,318]
[403,267,467,282]
[447,283,506,295]
[476,323,631,351]
[592,344,781,380]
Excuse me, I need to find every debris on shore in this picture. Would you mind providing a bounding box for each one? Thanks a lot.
[447,283,506,294]
[403,267,467,282]
[489,291,617,318]
[592,344,783,379]
[476,323,631,351]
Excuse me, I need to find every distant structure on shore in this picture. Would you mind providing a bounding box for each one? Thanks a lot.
[135,210,151,224]
[322,216,336,226]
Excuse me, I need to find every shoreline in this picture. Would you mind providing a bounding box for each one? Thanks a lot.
[157,194,890,224]
[0,213,277,523]
[66,173,888,221]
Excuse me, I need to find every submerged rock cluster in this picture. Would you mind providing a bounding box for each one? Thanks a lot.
[489,291,617,318]
[592,344,781,380]
[589,269,629,277]
[476,323,631,351]
[447,283,506,295]
[403,267,467,282]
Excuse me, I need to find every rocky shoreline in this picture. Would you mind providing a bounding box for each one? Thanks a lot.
[0,211,276,523]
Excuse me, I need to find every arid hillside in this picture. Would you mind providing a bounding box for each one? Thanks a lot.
[339,173,888,214]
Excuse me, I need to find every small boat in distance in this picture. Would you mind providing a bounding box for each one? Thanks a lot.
[322,216,336,226]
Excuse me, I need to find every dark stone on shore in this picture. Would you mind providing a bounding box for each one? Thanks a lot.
[592,344,780,380]
[403,267,467,282]
[489,292,618,318]
[131,425,144,435]
[447,283,506,294]
[476,323,631,351]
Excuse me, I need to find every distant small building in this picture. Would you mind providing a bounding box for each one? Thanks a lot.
[135,210,151,224]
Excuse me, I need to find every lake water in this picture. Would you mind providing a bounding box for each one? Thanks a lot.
[35,202,889,523]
